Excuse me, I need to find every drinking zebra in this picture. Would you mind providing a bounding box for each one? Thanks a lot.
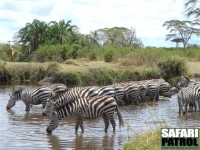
[43,83,68,94]
[6,86,55,111]
[42,86,99,115]
[111,84,126,106]
[142,82,159,101]
[45,96,124,134]
[177,84,200,114]
[123,84,144,104]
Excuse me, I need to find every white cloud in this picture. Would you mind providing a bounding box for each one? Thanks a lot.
[0,0,198,47]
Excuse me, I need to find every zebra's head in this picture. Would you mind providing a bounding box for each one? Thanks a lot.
[177,75,191,90]
[6,90,22,109]
[180,106,186,115]
[46,112,59,134]
[42,99,54,116]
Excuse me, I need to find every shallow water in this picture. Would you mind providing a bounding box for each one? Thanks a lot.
[1,83,200,150]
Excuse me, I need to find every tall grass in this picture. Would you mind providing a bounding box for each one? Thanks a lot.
[123,109,167,150]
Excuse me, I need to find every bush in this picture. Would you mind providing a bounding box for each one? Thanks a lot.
[0,60,11,81]
[157,57,187,81]
[45,62,60,76]
[89,68,117,85]
[32,44,81,62]
[104,50,114,62]
[88,51,98,61]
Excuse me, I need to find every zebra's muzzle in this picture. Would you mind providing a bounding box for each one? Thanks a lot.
[46,128,52,134]
[42,112,48,116]
[6,106,11,109]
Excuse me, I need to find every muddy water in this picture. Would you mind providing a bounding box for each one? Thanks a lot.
[1,84,200,150]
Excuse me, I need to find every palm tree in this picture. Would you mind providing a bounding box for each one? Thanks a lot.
[48,20,78,44]
[15,19,48,53]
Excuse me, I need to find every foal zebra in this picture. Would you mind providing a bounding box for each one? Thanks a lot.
[46,96,124,134]
[6,86,55,111]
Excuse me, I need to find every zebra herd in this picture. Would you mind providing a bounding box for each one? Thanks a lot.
[177,76,200,115]
[6,78,177,134]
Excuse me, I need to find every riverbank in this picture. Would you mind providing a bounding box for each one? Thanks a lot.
[0,59,199,85]
[0,60,160,85]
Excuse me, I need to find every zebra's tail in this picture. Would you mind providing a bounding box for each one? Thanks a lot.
[116,105,124,128]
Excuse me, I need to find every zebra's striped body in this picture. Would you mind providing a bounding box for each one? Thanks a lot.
[6,86,54,111]
[43,84,68,94]
[42,86,99,115]
[96,86,116,99]
[46,96,124,134]
[142,82,159,101]
[111,84,126,105]
[158,82,170,97]
[177,84,200,114]
[123,84,142,104]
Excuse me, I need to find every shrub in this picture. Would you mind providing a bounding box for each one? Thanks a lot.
[89,68,117,85]
[46,62,60,76]
[88,51,98,61]
[104,50,114,62]
[32,44,81,62]
[157,57,187,81]
[0,60,11,81]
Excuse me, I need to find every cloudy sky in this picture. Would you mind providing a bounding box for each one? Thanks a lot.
[0,0,199,47]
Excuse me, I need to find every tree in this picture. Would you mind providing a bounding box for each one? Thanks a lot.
[184,0,200,19]
[15,19,48,53]
[163,20,200,48]
[91,27,143,47]
[48,20,78,44]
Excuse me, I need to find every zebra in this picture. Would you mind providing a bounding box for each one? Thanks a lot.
[177,87,190,115]
[6,86,55,111]
[176,75,200,90]
[45,95,124,134]
[111,84,126,106]
[177,85,200,114]
[123,84,144,104]
[43,83,68,94]
[42,86,99,115]
[142,82,159,101]
[158,82,171,97]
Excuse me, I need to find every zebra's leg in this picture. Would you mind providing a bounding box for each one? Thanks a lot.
[194,102,197,112]
[198,101,200,112]
[185,103,188,114]
[25,103,31,111]
[102,113,109,133]
[110,118,116,132]
[75,117,82,134]
[79,118,84,134]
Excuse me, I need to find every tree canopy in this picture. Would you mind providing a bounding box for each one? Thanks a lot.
[163,20,200,48]
[90,27,143,48]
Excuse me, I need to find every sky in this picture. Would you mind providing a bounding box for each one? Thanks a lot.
[0,0,199,47]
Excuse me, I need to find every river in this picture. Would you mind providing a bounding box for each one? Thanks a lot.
[0,83,200,150]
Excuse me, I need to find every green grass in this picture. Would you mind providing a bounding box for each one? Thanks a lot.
[1,57,200,85]
[123,128,161,150]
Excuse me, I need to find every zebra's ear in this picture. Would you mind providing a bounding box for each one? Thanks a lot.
[9,93,14,98]
[184,76,190,82]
